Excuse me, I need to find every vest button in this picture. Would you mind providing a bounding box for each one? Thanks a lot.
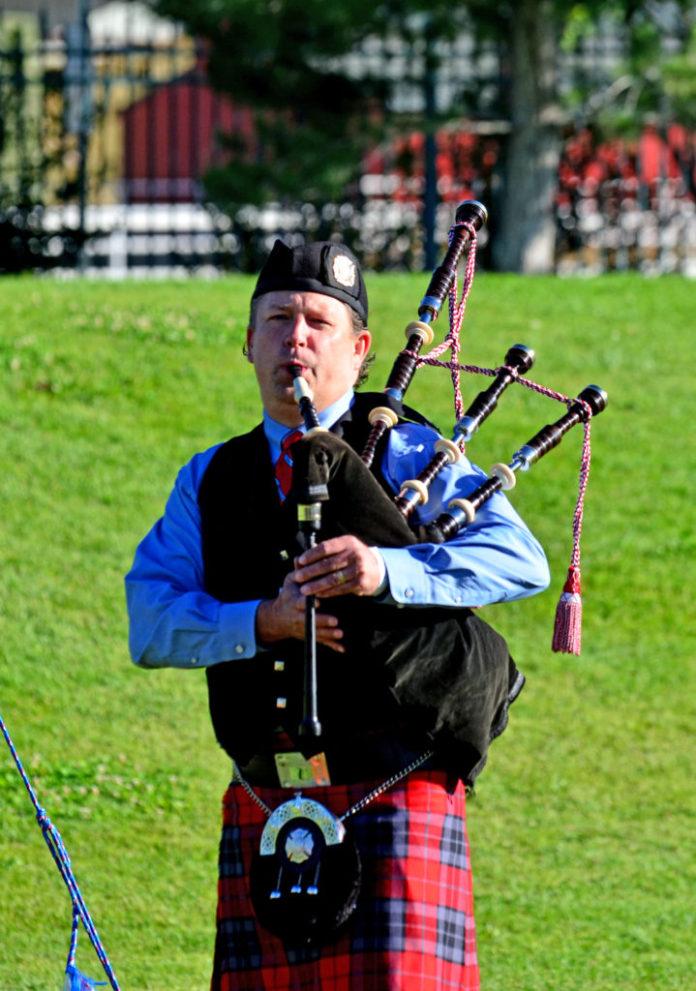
[234,643,244,655]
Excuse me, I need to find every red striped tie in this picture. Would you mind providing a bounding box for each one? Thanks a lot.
[274,429,303,498]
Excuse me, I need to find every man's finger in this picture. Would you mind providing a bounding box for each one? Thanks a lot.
[303,573,360,598]
[298,576,336,596]
[291,554,350,584]
[315,613,342,630]
[295,540,338,566]
[296,536,359,567]
[317,636,345,654]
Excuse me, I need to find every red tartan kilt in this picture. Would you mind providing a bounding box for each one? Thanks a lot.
[212,770,479,991]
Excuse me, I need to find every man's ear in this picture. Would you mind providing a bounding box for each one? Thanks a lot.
[245,326,254,362]
[355,328,371,361]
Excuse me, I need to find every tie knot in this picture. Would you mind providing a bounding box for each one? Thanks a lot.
[275,429,303,498]
[281,429,303,453]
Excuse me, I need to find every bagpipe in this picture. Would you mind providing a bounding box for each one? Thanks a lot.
[285,200,607,753]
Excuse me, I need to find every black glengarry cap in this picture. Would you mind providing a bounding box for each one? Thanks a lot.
[252,240,368,323]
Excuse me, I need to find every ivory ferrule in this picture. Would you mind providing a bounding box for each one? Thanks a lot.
[399,478,429,507]
[434,437,463,464]
[404,321,435,347]
[447,497,476,526]
[368,406,399,429]
[490,463,517,490]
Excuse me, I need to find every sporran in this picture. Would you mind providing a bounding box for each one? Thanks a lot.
[237,749,433,944]
[249,794,361,944]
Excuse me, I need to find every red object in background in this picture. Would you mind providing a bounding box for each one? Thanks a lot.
[639,126,664,185]
[637,125,680,184]
[557,123,694,202]
[668,123,688,153]
[122,74,254,203]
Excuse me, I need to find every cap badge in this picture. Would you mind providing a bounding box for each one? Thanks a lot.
[332,254,357,288]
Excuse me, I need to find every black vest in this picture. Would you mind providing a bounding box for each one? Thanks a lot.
[198,394,433,764]
[198,393,520,781]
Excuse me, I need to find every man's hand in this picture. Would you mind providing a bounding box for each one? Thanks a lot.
[292,535,383,599]
[256,574,345,653]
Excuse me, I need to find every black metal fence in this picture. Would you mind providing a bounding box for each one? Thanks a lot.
[0,2,694,275]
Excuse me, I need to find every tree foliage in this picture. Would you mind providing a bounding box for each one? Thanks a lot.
[662,23,696,125]
[559,1,696,132]
[151,0,696,270]
[153,0,469,209]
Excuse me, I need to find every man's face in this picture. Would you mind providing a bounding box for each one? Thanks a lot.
[246,291,371,425]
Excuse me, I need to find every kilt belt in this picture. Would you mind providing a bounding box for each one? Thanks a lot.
[236,735,436,789]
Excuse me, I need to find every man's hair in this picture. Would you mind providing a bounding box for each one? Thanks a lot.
[247,297,374,388]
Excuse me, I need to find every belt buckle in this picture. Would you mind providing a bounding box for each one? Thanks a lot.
[274,751,331,788]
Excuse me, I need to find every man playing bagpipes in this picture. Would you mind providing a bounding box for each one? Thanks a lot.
[125,237,550,990]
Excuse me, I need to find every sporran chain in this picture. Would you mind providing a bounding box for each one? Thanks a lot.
[340,749,434,821]
[232,761,274,817]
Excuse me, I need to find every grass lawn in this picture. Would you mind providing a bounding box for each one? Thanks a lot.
[0,272,694,990]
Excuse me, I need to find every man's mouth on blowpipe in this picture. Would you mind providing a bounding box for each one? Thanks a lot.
[283,360,311,379]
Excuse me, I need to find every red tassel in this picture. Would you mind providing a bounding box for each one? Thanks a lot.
[552,566,582,655]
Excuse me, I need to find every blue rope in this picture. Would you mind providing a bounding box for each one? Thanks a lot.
[1,710,121,990]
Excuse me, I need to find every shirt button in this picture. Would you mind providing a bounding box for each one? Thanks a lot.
[234,644,244,655]
[190,657,199,665]
[405,588,414,599]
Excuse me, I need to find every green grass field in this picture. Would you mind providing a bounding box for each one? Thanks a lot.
[1,273,694,990]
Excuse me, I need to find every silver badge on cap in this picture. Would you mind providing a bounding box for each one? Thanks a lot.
[332,254,356,288]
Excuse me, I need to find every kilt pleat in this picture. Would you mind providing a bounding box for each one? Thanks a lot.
[212,770,479,991]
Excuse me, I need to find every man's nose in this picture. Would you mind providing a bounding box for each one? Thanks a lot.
[284,315,308,346]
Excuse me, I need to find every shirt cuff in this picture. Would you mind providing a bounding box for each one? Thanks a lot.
[214,599,263,661]
[378,547,428,605]
[369,547,388,597]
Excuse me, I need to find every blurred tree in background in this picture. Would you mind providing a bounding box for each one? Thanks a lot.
[153,0,695,272]
[472,0,694,270]
[0,23,90,273]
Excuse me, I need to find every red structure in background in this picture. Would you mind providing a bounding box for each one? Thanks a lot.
[122,72,254,203]
[557,123,695,205]
[365,124,695,206]
[362,130,500,205]
[122,66,696,211]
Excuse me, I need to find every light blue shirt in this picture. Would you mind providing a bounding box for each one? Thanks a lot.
[126,391,550,668]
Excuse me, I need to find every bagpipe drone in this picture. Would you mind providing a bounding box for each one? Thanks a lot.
[285,200,607,749]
